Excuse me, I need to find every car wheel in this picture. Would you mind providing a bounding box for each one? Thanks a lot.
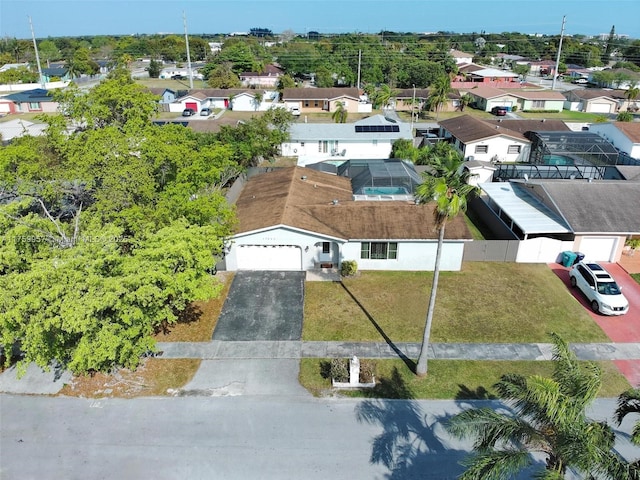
[570,276,577,287]
[591,300,599,313]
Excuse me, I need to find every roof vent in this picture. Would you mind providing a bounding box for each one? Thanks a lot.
[301,175,307,180]
[332,199,339,205]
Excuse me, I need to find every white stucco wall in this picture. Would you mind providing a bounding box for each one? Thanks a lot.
[462,136,530,163]
[281,139,395,166]
[589,123,640,158]
[341,241,465,271]
[225,227,466,271]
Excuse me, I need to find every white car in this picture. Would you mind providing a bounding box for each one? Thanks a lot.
[569,261,629,315]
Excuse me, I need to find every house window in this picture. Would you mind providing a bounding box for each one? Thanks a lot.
[29,102,42,110]
[314,100,319,107]
[475,145,488,154]
[360,242,398,260]
[322,242,330,254]
[532,100,545,108]
[301,142,305,147]
[507,145,521,154]
[304,101,310,107]
[373,139,378,146]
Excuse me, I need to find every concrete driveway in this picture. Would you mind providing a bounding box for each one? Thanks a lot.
[213,271,305,341]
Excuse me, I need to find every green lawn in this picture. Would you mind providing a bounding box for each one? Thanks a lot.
[299,358,630,399]
[303,263,609,343]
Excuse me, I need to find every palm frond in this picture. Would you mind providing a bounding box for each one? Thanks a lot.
[459,449,531,480]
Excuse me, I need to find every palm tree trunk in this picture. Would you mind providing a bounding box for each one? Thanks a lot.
[416,222,446,376]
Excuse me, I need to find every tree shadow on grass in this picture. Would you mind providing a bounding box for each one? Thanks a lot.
[454,384,497,401]
[355,368,468,479]
[340,282,416,373]
[155,304,203,335]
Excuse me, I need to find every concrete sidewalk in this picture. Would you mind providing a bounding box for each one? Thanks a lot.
[156,340,640,362]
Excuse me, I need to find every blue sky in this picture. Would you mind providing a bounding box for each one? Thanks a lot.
[1,0,639,39]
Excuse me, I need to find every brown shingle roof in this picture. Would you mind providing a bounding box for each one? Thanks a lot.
[564,89,627,101]
[282,88,360,101]
[613,122,640,143]
[234,167,471,240]
[484,119,570,134]
[439,115,529,143]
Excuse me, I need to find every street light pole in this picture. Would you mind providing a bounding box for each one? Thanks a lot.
[552,15,566,91]
[410,84,416,134]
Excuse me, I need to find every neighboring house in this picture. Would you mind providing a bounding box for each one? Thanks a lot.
[41,67,70,82]
[527,60,557,77]
[229,90,281,112]
[449,49,474,65]
[590,68,640,90]
[478,179,640,262]
[223,166,472,272]
[282,87,371,114]
[0,118,47,145]
[0,88,59,114]
[393,88,461,113]
[464,86,564,112]
[438,115,531,164]
[589,122,640,159]
[563,88,626,114]
[159,67,203,80]
[453,65,520,88]
[281,114,413,166]
[147,87,177,105]
[0,62,29,72]
[171,91,208,113]
[170,88,261,113]
[239,64,284,88]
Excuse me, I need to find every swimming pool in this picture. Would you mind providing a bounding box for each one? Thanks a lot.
[362,186,409,195]
[543,154,575,166]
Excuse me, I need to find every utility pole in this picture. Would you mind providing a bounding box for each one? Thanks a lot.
[410,84,416,134]
[183,11,194,90]
[552,15,566,91]
[28,16,45,89]
[356,49,361,90]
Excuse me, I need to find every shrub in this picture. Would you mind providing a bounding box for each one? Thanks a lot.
[626,238,640,249]
[340,260,358,277]
[359,359,377,383]
[329,358,349,382]
[510,105,518,112]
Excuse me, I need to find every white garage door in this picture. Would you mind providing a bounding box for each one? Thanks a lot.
[578,237,618,262]
[236,245,302,271]
[590,103,612,113]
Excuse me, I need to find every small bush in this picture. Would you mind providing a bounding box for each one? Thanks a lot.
[359,359,377,383]
[510,105,518,112]
[626,238,640,249]
[329,358,349,382]
[340,260,358,277]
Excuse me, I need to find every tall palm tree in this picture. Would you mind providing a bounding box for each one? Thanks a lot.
[625,86,639,112]
[414,150,477,376]
[425,75,452,120]
[447,334,635,479]
[332,101,348,123]
[375,84,399,110]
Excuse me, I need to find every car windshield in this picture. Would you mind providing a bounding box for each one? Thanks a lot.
[597,281,621,295]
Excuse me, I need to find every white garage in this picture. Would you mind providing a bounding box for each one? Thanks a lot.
[577,237,619,262]
[589,103,612,114]
[235,245,302,271]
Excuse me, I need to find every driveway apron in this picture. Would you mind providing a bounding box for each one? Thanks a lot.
[213,271,305,341]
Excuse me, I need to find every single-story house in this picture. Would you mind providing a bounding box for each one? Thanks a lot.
[463,86,564,112]
[453,65,520,88]
[588,122,640,159]
[281,114,413,166]
[229,90,281,112]
[147,87,177,105]
[239,64,284,88]
[450,49,474,65]
[282,87,371,113]
[563,89,626,114]
[438,115,531,164]
[478,179,640,263]
[170,88,270,112]
[393,88,461,113]
[527,60,557,77]
[0,88,59,114]
[223,166,472,272]
[41,67,70,82]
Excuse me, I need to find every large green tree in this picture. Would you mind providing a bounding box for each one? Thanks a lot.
[414,150,476,375]
[447,334,639,479]
[0,72,237,374]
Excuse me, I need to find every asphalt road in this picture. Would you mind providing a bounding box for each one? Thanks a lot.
[1,395,637,480]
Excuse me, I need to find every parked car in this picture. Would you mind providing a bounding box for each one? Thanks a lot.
[569,261,629,315]
[290,106,301,116]
[491,106,507,116]
[572,78,588,84]
[182,108,196,117]
[172,74,187,80]
[200,107,212,116]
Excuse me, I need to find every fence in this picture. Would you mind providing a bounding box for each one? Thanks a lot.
[464,237,574,263]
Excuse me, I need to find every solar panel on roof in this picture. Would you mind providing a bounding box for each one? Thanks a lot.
[354,125,400,133]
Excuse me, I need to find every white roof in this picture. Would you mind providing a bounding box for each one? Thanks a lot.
[480,181,571,234]
[472,68,519,78]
